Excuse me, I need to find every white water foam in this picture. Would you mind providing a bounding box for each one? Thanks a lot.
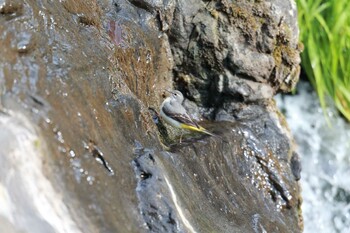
[275,81,350,233]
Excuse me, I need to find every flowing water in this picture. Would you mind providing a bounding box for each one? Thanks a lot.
[276,81,350,233]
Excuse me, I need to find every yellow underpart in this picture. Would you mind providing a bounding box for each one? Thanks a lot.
[180,124,206,132]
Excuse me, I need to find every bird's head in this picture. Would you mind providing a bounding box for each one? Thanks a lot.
[166,90,184,103]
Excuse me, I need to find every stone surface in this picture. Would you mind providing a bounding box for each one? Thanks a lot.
[169,0,301,107]
[0,0,302,232]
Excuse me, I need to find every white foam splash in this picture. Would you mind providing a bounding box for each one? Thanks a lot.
[275,81,350,233]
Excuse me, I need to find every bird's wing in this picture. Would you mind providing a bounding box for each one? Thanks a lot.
[162,104,200,129]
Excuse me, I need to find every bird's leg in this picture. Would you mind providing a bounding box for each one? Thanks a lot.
[179,132,183,144]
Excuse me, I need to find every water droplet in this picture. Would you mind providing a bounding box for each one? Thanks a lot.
[87,176,95,185]
[58,146,66,153]
[56,131,64,143]
[69,150,76,158]
[146,52,152,64]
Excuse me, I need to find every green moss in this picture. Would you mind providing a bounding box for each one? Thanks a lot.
[208,8,219,19]
[231,5,259,37]
[273,46,283,67]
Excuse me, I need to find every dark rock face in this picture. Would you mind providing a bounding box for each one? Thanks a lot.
[0,0,302,233]
[169,0,300,106]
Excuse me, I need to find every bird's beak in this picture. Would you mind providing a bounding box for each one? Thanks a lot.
[165,89,174,95]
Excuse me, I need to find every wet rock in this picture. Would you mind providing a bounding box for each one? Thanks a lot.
[11,31,36,53]
[161,121,299,232]
[291,152,302,181]
[169,0,301,106]
[132,143,181,232]
[0,0,302,232]
[0,0,23,16]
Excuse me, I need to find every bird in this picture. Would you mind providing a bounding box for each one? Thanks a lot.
[159,89,218,139]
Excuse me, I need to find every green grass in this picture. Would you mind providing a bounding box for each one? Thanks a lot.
[297,0,350,121]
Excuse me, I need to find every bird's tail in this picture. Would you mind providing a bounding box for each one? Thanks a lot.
[181,124,226,142]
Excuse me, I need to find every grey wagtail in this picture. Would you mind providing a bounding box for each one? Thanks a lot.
[160,90,217,137]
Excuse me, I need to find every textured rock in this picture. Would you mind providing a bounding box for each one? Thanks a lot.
[169,0,301,106]
[0,0,302,232]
